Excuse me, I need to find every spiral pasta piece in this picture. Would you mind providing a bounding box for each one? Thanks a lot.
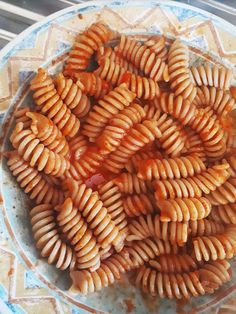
[121,71,160,100]
[198,260,231,293]
[158,93,197,125]
[184,128,206,161]
[6,151,64,205]
[56,198,100,270]
[189,219,225,237]
[137,155,206,181]
[192,231,236,261]
[127,214,188,246]
[114,35,168,82]
[158,197,212,222]
[26,112,69,157]
[145,103,188,152]
[104,119,162,173]
[75,72,111,99]
[14,107,31,128]
[190,65,232,90]
[98,181,128,234]
[154,164,230,200]
[97,46,140,74]
[97,103,146,154]
[209,203,236,224]
[125,151,161,173]
[10,122,70,177]
[113,173,152,195]
[224,155,236,177]
[155,112,186,156]
[149,254,198,273]
[82,83,136,141]
[96,58,160,100]
[123,193,156,217]
[30,68,80,138]
[193,86,235,117]
[55,73,91,118]
[70,147,105,180]
[206,178,236,205]
[65,179,123,251]
[168,39,197,102]
[68,135,88,160]
[30,204,76,270]
[144,36,168,61]
[136,260,231,298]
[126,238,179,268]
[70,249,134,294]
[64,22,114,75]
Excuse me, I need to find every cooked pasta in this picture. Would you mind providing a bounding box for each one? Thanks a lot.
[122,193,156,217]
[56,198,100,270]
[190,65,232,90]
[168,39,197,102]
[113,173,152,195]
[14,107,31,128]
[6,22,236,300]
[192,230,236,261]
[74,72,111,99]
[104,120,162,173]
[30,68,80,138]
[144,104,186,157]
[125,151,161,173]
[158,197,212,222]
[206,178,236,205]
[183,128,206,161]
[144,36,168,61]
[98,181,128,234]
[68,135,88,160]
[189,219,225,237]
[136,260,231,298]
[127,214,188,246]
[10,122,70,177]
[137,155,206,181]
[97,46,140,74]
[70,147,105,180]
[30,204,76,270]
[114,35,168,81]
[190,109,226,160]
[158,93,197,125]
[193,86,235,117]
[26,112,69,157]
[65,179,123,251]
[96,58,160,100]
[154,164,230,200]
[70,249,134,294]
[82,83,136,141]
[6,151,64,205]
[156,113,186,156]
[64,22,114,75]
[97,103,146,154]
[127,238,179,268]
[55,73,91,118]
[209,203,236,224]
[149,254,198,273]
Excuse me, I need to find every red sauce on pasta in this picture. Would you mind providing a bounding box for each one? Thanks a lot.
[137,159,154,177]
[121,72,132,84]
[154,188,166,201]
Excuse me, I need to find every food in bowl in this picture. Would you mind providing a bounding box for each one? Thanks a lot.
[4,21,236,299]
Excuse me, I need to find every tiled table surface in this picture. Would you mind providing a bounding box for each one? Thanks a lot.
[0,1,236,313]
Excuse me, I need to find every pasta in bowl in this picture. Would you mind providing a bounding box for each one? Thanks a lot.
[1,1,236,314]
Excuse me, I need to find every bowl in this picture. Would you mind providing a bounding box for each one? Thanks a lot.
[0,1,236,313]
